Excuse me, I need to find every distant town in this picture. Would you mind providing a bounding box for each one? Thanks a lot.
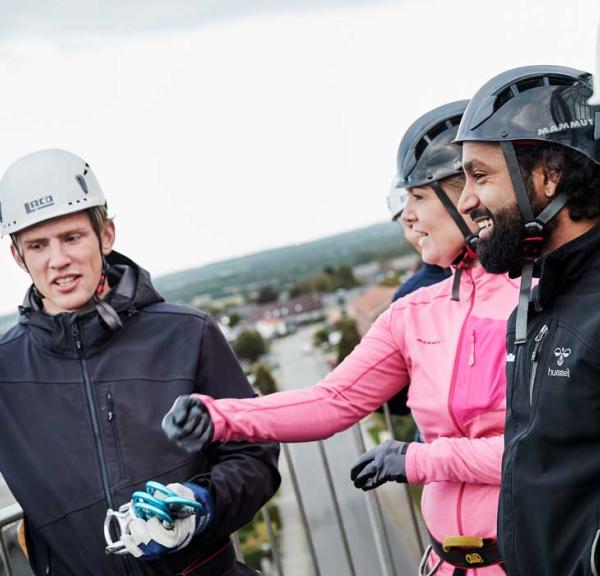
[0,221,415,339]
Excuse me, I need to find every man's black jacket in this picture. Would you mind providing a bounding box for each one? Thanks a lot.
[500,223,600,576]
[0,252,280,576]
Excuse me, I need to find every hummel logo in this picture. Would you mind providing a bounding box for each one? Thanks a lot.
[554,347,571,367]
[548,346,571,378]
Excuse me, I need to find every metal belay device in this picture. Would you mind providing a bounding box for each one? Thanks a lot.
[104,481,205,556]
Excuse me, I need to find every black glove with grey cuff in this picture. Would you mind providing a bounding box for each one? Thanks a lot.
[162,395,214,453]
[350,440,409,491]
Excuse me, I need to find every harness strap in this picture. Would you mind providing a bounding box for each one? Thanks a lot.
[178,539,236,576]
[426,532,506,573]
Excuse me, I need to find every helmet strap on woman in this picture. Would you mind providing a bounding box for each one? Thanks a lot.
[430,181,479,301]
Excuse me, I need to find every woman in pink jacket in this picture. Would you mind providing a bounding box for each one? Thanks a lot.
[163,102,518,575]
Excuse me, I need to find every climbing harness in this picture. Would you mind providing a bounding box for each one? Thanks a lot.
[418,534,507,575]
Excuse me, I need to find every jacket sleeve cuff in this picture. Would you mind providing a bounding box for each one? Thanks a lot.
[192,394,226,442]
[405,442,424,485]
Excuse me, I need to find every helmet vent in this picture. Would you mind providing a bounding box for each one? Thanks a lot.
[414,114,463,162]
[493,75,576,114]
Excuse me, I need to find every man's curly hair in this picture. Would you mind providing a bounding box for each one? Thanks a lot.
[514,142,600,221]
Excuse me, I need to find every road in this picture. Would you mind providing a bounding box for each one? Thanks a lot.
[270,326,421,576]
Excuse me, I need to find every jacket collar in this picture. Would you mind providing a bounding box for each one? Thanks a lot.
[18,251,164,356]
[452,263,518,302]
[535,221,600,309]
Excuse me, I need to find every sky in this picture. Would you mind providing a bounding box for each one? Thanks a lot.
[0,0,598,314]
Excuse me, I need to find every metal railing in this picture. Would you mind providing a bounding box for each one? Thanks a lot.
[0,504,30,576]
[0,405,425,576]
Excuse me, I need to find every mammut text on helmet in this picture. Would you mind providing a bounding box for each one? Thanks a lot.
[537,117,594,136]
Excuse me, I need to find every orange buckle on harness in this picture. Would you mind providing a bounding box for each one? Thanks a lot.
[442,536,484,552]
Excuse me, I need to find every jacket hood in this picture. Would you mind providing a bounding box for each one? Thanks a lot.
[18,250,164,356]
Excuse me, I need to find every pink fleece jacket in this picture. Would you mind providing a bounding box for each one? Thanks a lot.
[197,266,518,575]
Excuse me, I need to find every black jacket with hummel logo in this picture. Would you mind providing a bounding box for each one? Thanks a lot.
[499,222,600,576]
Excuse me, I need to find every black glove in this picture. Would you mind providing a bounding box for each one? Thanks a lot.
[350,439,409,491]
[161,395,214,453]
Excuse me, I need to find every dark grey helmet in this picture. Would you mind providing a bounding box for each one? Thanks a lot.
[455,65,600,165]
[390,100,477,301]
[394,100,469,189]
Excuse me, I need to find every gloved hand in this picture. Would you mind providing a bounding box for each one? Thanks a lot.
[121,483,213,560]
[350,440,410,491]
[162,395,214,453]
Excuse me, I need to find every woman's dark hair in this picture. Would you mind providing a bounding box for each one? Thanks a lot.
[514,143,600,221]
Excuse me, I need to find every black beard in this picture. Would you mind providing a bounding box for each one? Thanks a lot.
[477,203,524,275]
[477,195,556,276]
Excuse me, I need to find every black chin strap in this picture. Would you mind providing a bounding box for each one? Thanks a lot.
[430,182,479,301]
[92,257,122,331]
[501,142,569,344]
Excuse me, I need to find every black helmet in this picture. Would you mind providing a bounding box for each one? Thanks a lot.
[456,65,600,343]
[455,65,600,164]
[389,100,477,300]
[394,100,468,189]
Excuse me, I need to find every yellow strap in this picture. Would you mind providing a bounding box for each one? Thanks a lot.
[442,536,484,552]
[17,519,29,559]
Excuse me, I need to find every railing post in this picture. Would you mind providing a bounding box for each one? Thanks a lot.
[261,506,284,576]
[231,532,244,562]
[352,424,398,576]
[0,504,25,576]
[281,444,322,576]
[382,402,425,556]
[316,441,357,576]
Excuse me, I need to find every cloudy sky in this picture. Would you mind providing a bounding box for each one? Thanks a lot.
[0,0,597,314]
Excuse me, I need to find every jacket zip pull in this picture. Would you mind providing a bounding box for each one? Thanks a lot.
[72,323,82,351]
[529,323,549,405]
[106,392,114,422]
[469,330,476,366]
[106,391,127,480]
[532,324,549,361]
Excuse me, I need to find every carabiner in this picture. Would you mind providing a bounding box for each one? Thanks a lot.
[131,489,175,527]
[104,504,133,555]
[132,501,174,528]
[145,481,204,517]
[418,545,443,576]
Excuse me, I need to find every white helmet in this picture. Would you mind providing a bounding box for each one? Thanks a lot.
[0,149,106,237]
[386,180,409,222]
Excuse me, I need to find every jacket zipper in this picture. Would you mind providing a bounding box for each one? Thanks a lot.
[503,322,550,572]
[72,321,114,510]
[106,392,126,480]
[448,270,476,435]
[447,270,476,538]
[529,324,549,405]
[468,330,476,366]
